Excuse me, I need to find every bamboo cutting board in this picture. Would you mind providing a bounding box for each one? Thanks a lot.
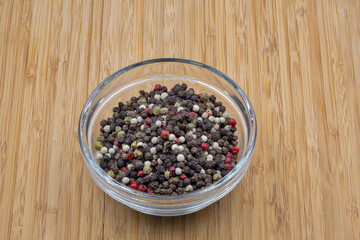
[1,0,359,239]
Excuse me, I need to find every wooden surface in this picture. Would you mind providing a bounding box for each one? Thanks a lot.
[1,0,359,239]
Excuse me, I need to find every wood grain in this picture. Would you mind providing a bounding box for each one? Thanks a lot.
[1,0,359,239]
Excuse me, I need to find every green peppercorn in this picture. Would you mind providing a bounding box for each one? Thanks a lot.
[134,149,143,159]
[96,136,105,142]
[131,141,137,149]
[143,165,152,174]
[159,107,169,115]
[164,170,171,179]
[127,111,135,117]
[200,92,210,102]
[213,173,222,181]
[204,102,214,109]
[153,106,161,115]
[124,117,132,125]
[117,131,126,137]
[107,170,116,178]
[94,141,103,151]
[137,97,147,105]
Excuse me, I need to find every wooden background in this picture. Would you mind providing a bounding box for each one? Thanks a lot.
[1,0,359,239]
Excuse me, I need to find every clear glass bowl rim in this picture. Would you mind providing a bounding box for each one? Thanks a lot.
[78,58,257,201]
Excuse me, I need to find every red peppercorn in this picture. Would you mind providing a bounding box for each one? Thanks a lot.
[225,163,231,170]
[226,153,233,158]
[225,158,232,164]
[121,167,128,173]
[200,142,208,151]
[154,84,162,91]
[189,112,196,117]
[130,182,138,190]
[144,108,150,114]
[113,140,119,146]
[147,188,154,194]
[232,146,239,154]
[176,138,181,144]
[169,166,176,172]
[145,118,152,125]
[161,121,167,126]
[128,152,134,160]
[180,174,188,180]
[138,184,147,192]
[161,130,169,139]
[137,170,144,177]
[229,118,237,127]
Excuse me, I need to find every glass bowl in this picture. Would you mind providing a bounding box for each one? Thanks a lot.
[78,58,257,216]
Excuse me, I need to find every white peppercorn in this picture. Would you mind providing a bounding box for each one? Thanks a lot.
[150,147,157,154]
[122,177,130,184]
[175,167,182,175]
[96,153,103,160]
[184,185,193,192]
[193,105,200,112]
[160,92,168,100]
[104,125,111,133]
[108,148,115,155]
[179,136,185,143]
[122,145,130,152]
[201,135,208,142]
[177,154,185,162]
[151,137,158,144]
[155,120,162,127]
[169,134,176,141]
[100,147,108,154]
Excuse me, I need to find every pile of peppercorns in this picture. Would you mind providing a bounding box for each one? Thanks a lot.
[94,83,240,195]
